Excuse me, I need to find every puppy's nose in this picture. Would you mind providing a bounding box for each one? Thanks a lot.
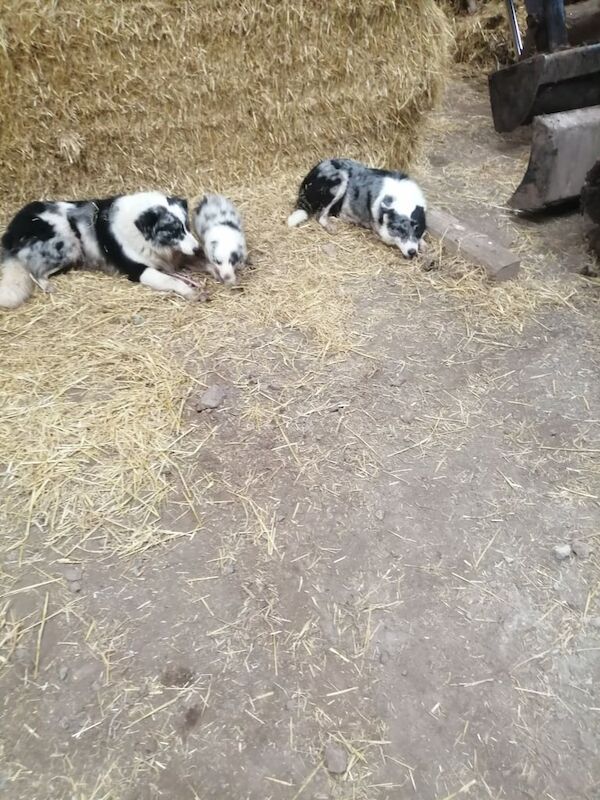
[407,248,417,259]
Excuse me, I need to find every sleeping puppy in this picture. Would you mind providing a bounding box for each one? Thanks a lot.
[0,191,202,309]
[287,158,427,258]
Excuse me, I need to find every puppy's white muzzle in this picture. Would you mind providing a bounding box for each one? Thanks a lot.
[179,232,201,257]
[218,265,237,286]
[398,240,419,260]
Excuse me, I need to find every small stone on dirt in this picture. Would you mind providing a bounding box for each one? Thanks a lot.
[131,314,144,326]
[63,565,82,582]
[324,742,348,774]
[162,664,195,688]
[58,665,69,682]
[223,563,236,576]
[553,544,572,561]
[183,704,202,730]
[422,254,439,272]
[14,646,30,666]
[379,649,390,665]
[195,385,226,411]
[571,540,591,559]
[69,580,82,593]
[374,510,385,521]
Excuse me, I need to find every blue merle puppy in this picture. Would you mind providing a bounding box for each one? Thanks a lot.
[193,194,247,286]
[287,158,427,259]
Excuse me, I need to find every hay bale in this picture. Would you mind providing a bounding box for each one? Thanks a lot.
[0,0,450,214]
[443,0,522,69]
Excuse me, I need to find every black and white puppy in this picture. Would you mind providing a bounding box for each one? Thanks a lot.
[193,194,247,286]
[288,158,427,258]
[0,191,202,309]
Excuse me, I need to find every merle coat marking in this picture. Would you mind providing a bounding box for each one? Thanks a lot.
[0,192,201,309]
[193,194,247,285]
[288,158,427,258]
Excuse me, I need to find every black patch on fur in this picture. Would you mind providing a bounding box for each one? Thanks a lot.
[222,220,241,231]
[95,198,153,282]
[329,198,343,217]
[363,166,409,181]
[295,165,345,217]
[410,205,426,239]
[230,250,241,266]
[135,206,186,247]
[387,211,412,239]
[135,208,161,238]
[195,196,208,214]
[68,216,82,241]
[168,196,189,217]
[1,202,56,252]
[381,194,394,207]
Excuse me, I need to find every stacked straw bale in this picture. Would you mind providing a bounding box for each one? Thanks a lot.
[0,0,450,216]
[443,0,519,69]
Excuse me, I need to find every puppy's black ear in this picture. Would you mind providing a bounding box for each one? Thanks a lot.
[168,196,189,217]
[195,196,208,214]
[410,205,426,239]
[377,206,390,227]
[135,207,162,237]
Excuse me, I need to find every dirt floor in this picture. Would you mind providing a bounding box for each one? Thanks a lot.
[1,79,600,800]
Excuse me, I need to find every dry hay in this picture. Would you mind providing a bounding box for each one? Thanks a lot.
[0,168,593,562]
[0,0,451,210]
[443,0,524,70]
[0,1,596,567]
[0,0,452,561]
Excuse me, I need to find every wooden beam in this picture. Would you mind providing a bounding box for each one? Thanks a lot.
[427,208,521,282]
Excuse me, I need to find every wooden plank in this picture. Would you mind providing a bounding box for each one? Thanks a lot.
[427,208,521,282]
[510,105,600,211]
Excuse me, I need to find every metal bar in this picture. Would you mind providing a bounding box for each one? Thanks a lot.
[505,0,524,56]
[544,0,568,51]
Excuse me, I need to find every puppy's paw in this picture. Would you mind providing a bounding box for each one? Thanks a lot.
[319,217,338,235]
[187,288,211,303]
[38,278,56,294]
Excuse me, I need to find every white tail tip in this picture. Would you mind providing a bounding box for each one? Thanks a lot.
[287,209,309,228]
[0,258,34,309]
